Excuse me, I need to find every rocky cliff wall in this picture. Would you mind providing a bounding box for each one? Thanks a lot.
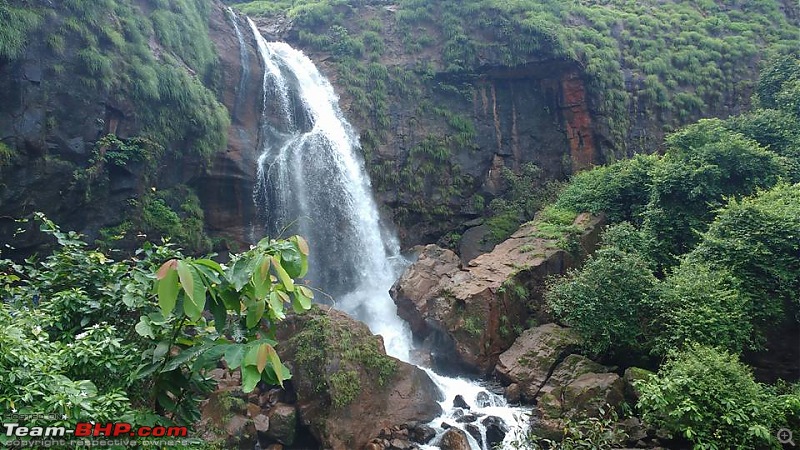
[0,0,264,255]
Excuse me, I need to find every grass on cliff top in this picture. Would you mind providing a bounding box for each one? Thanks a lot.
[1,0,229,160]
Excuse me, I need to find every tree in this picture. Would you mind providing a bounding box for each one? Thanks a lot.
[0,213,313,430]
[689,183,800,337]
[643,119,783,269]
[637,345,798,449]
[546,247,659,360]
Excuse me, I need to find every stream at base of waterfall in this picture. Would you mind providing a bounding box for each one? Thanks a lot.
[230,9,531,449]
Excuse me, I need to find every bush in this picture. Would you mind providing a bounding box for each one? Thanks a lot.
[689,183,800,335]
[637,345,797,449]
[654,262,751,356]
[555,154,657,224]
[546,247,659,360]
[643,119,783,268]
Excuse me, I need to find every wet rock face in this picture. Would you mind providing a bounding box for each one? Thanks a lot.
[391,214,605,374]
[193,5,264,248]
[275,307,443,450]
[495,323,582,402]
[0,1,265,254]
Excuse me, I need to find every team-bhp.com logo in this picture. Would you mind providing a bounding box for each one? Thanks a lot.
[4,422,188,438]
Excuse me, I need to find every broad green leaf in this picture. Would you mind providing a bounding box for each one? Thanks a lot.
[298,285,314,299]
[227,258,251,292]
[193,259,224,274]
[177,260,194,298]
[134,317,155,339]
[271,256,294,292]
[292,235,309,256]
[153,340,170,363]
[252,256,271,299]
[224,344,246,370]
[162,346,203,372]
[181,264,207,321]
[268,291,285,320]
[291,236,309,277]
[246,298,266,328]
[243,344,260,367]
[192,344,230,372]
[209,297,227,334]
[241,365,261,393]
[256,343,268,373]
[279,246,304,279]
[292,290,312,313]
[157,267,179,316]
[193,262,221,285]
[264,344,286,387]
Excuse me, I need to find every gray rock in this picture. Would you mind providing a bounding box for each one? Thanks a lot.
[495,323,581,401]
[266,404,296,445]
[481,416,507,448]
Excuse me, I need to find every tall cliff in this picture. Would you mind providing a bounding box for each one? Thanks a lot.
[0,0,263,254]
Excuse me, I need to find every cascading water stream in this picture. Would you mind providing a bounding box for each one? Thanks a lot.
[235,12,531,450]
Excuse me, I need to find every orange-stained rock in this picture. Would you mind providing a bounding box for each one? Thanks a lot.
[391,213,605,374]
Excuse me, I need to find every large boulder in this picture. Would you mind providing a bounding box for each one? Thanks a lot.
[438,428,471,450]
[494,324,581,401]
[538,372,625,420]
[276,307,443,450]
[391,214,605,374]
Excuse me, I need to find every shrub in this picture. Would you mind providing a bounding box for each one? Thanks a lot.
[689,183,800,335]
[643,119,783,268]
[654,262,751,356]
[555,154,657,224]
[546,247,659,360]
[637,345,797,449]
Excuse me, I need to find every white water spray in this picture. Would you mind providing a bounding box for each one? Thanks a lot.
[240,15,531,449]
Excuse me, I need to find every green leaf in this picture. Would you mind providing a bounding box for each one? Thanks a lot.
[264,344,286,387]
[162,346,202,372]
[246,298,266,328]
[269,291,286,320]
[134,317,155,339]
[227,258,251,292]
[241,365,261,393]
[157,265,179,316]
[271,256,294,292]
[192,343,230,372]
[180,263,207,321]
[224,344,246,370]
[256,343,268,373]
[153,340,170,363]
[209,297,228,334]
[193,259,224,275]
[252,256,271,299]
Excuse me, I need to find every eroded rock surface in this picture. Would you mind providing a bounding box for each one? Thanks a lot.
[391,213,605,374]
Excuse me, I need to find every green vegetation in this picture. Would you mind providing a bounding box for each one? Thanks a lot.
[3,0,229,159]
[637,345,799,449]
[141,186,213,254]
[535,54,800,449]
[0,214,311,441]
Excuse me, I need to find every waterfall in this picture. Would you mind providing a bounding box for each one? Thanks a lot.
[247,18,412,361]
[244,17,530,450]
[226,7,251,121]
